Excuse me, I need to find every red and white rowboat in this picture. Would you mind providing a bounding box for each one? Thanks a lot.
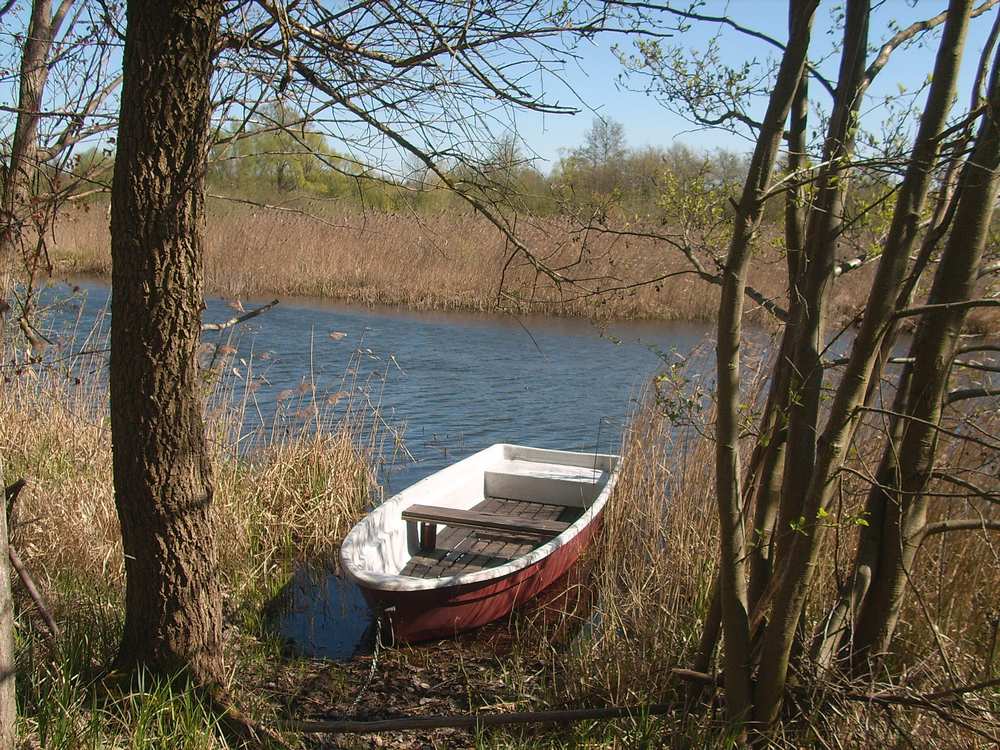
[339,444,619,642]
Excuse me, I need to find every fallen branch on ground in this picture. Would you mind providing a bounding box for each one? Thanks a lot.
[278,704,674,735]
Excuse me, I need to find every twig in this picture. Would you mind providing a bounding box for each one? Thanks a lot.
[893,298,1000,320]
[5,480,25,528]
[201,299,280,332]
[946,386,1000,404]
[5,479,60,639]
[671,667,720,686]
[919,518,1000,545]
[279,704,674,734]
[8,546,60,639]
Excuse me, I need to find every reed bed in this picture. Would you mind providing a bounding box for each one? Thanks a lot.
[1,325,379,748]
[490,385,1000,747]
[51,201,798,322]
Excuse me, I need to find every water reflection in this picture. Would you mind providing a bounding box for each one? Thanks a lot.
[269,564,375,661]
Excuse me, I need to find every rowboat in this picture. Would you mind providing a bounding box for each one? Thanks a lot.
[339,444,620,643]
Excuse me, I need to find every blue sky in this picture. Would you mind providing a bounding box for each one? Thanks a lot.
[3,1,996,180]
[511,2,1000,170]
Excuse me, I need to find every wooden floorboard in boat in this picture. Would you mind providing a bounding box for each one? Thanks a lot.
[400,496,583,579]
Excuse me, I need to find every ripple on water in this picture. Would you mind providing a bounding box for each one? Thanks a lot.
[40,279,721,656]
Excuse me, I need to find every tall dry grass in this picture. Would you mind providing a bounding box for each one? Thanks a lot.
[0,324,380,747]
[1,353,376,601]
[51,201,798,322]
[554,409,719,708]
[508,389,1000,747]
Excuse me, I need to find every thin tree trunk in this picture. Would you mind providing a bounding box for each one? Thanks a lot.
[813,131,966,669]
[0,0,64,298]
[110,0,224,681]
[774,0,870,573]
[0,465,16,749]
[811,365,909,668]
[711,0,817,726]
[690,575,721,694]
[747,326,795,612]
[756,0,974,724]
[747,47,810,611]
[852,40,1000,662]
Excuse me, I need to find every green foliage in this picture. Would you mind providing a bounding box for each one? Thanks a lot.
[201,106,751,225]
[208,103,361,200]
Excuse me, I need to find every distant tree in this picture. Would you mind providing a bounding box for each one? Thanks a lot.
[1,0,119,319]
[551,117,630,219]
[580,117,627,168]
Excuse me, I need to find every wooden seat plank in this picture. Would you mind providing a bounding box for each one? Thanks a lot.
[402,503,570,537]
[400,497,583,577]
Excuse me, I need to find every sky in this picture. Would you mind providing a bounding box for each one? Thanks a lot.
[2,1,998,179]
[509,1,1000,170]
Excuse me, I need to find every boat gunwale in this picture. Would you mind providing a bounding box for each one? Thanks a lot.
[339,444,619,593]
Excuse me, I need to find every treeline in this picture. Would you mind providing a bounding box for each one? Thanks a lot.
[157,106,751,219]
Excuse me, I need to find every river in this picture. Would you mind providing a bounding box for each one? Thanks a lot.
[39,279,717,658]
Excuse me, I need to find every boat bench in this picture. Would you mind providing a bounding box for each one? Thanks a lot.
[402,503,570,552]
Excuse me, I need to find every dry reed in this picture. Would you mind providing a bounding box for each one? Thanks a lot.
[0,332,377,632]
[508,384,1000,746]
[51,201,797,322]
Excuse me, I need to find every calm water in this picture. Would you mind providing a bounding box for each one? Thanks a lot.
[39,279,716,658]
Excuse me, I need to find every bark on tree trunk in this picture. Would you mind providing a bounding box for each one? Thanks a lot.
[0,0,60,298]
[710,0,817,726]
[0,466,16,749]
[852,40,1000,661]
[109,0,224,681]
[747,17,811,616]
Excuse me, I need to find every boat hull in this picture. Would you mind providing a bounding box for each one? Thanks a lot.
[360,511,600,642]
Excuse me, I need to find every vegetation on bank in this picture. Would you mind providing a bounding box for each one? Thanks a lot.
[3,341,997,748]
[2,341,378,747]
[52,200,844,325]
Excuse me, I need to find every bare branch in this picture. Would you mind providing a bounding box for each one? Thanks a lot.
[201,299,280,332]
[893,298,1000,320]
[856,406,1000,451]
[946,386,1000,403]
[862,1,1000,91]
[605,0,837,97]
[931,472,1000,504]
[919,518,1000,543]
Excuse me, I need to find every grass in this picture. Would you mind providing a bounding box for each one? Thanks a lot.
[51,200,798,323]
[1,324,379,748]
[477,383,1000,747]
[2,294,997,748]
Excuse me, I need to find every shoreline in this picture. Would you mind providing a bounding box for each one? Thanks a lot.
[48,204,792,325]
[56,272,722,333]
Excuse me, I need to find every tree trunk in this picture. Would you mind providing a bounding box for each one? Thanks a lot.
[109,0,224,681]
[852,39,1000,661]
[747,52,809,610]
[0,0,61,298]
[710,0,817,726]
[756,0,973,724]
[0,467,16,748]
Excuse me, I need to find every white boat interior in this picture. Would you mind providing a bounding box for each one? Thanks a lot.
[340,444,619,591]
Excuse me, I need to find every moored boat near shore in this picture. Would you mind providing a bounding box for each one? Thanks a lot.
[340,444,619,642]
